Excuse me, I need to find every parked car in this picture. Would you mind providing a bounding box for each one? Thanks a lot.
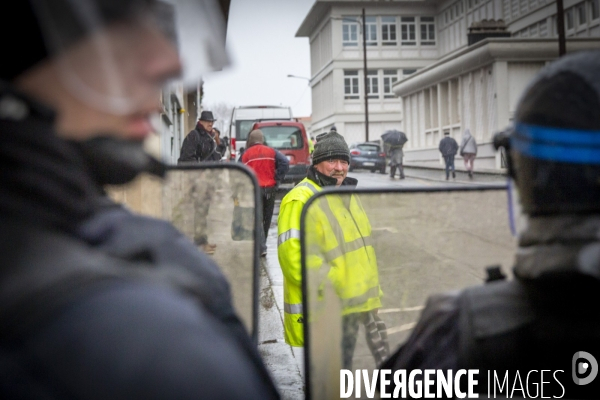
[251,120,310,184]
[349,142,386,174]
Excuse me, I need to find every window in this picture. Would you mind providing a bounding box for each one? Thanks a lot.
[343,17,359,46]
[366,70,379,99]
[592,0,599,20]
[530,22,538,36]
[420,16,436,45]
[344,70,359,99]
[403,69,417,76]
[401,17,416,45]
[365,16,377,46]
[539,20,548,36]
[383,70,398,98]
[566,8,574,30]
[381,16,397,45]
[260,126,304,150]
[578,3,587,25]
[357,144,380,152]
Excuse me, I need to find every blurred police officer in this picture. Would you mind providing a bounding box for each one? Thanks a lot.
[0,1,278,398]
[382,50,600,399]
[277,130,388,370]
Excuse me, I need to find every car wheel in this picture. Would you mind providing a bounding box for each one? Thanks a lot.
[371,169,376,173]
[349,166,354,172]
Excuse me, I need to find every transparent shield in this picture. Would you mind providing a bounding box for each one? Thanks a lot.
[302,187,516,399]
[108,164,258,339]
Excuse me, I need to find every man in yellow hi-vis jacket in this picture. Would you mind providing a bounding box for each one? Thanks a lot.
[277,130,389,369]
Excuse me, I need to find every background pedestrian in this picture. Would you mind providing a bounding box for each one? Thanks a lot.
[459,128,477,178]
[438,131,459,180]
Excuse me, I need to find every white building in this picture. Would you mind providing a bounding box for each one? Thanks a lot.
[297,0,600,169]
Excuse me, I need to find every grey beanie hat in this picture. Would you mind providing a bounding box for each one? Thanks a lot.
[247,129,265,146]
[312,130,350,165]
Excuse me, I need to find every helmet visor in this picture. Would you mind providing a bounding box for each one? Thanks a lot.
[31,0,229,115]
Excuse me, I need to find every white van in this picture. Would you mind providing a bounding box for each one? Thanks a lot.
[229,105,293,160]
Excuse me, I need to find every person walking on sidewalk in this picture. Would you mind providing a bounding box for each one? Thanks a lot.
[438,131,459,180]
[277,129,388,370]
[178,111,220,254]
[242,129,289,256]
[459,128,477,178]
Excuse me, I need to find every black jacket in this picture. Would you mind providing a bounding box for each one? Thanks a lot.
[0,85,279,399]
[178,124,222,163]
[381,217,600,399]
[438,136,459,157]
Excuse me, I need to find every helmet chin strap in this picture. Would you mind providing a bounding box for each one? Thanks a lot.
[73,136,167,186]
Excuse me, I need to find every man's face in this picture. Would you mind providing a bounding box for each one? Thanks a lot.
[315,159,349,186]
[199,120,214,132]
[18,19,182,142]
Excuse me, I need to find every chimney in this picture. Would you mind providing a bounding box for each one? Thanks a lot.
[468,19,511,45]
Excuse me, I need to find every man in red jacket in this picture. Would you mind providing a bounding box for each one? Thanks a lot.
[242,129,289,256]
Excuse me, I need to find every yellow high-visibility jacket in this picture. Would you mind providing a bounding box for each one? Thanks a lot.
[277,177,382,347]
[308,140,315,154]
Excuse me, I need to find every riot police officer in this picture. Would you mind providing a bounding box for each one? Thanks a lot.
[0,1,279,398]
[382,50,600,399]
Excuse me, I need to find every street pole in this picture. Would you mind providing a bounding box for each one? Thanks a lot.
[556,0,566,56]
[362,8,369,142]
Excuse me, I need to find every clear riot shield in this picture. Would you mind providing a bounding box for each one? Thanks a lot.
[301,185,516,399]
[108,163,260,342]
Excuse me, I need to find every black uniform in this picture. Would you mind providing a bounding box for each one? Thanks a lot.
[382,217,600,399]
[0,86,279,399]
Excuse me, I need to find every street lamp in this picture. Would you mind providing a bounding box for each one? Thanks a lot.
[334,9,369,142]
[287,74,310,84]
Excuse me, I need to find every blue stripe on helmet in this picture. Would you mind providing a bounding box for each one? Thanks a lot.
[515,123,600,147]
[511,123,600,164]
[512,136,600,164]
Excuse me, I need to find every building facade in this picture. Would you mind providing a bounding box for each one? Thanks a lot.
[298,0,600,169]
[297,1,443,144]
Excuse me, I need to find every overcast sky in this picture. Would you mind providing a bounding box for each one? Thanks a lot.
[202,0,315,118]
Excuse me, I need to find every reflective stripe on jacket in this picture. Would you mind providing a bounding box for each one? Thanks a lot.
[277,177,382,347]
[242,144,277,187]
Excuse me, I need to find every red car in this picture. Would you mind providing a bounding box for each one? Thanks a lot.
[251,120,310,184]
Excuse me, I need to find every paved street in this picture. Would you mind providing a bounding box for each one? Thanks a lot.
[259,168,512,398]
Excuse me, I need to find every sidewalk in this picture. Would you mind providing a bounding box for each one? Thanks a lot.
[257,217,305,400]
[403,165,507,185]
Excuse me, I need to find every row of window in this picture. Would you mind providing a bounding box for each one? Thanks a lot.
[444,1,465,25]
[514,0,599,37]
[343,69,417,100]
[342,16,436,47]
[565,0,600,30]
[442,0,491,26]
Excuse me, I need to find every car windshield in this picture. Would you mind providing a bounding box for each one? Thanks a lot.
[236,120,256,141]
[261,126,304,150]
[357,144,379,152]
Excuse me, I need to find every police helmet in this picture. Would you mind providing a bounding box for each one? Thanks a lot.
[495,50,600,216]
